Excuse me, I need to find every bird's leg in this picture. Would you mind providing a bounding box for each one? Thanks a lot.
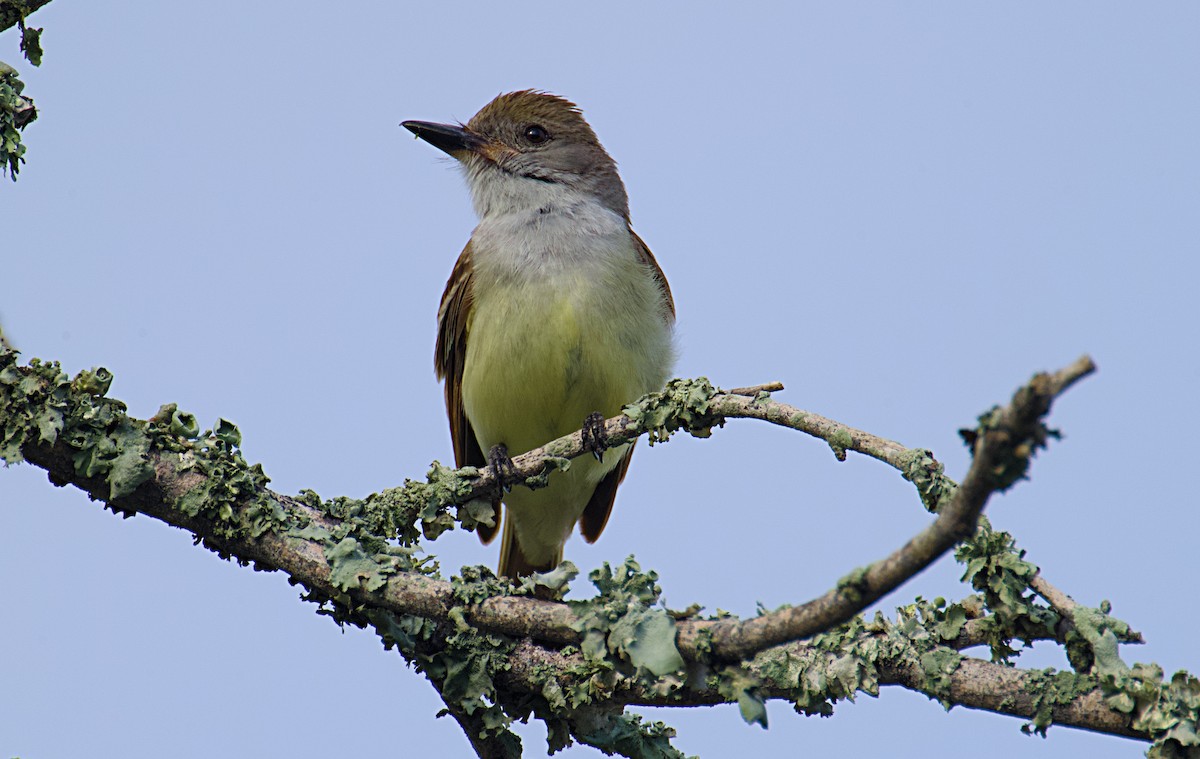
[581,411,608,462]
[487,443,516,492]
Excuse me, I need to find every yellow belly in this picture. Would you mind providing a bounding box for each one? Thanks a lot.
[461,277,660,565]
[461,279,646,456]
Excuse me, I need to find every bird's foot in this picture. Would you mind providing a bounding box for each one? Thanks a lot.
[581,411,608,462]
[487,444,516,492]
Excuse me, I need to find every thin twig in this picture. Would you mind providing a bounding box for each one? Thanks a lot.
[1029,574,1079,616]
[725,381,785,396]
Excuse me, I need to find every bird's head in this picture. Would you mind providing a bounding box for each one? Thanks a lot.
[403,90,628,219]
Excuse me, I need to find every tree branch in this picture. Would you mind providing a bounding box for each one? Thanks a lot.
[9,349,1184,754]
[1030,573,1080,617]
[0,0,52,34]
[435,688,522,759]
[0,352,1092,660]
[675,356,1096,661]
[1,355,1088,662]
[497,630,1143,740]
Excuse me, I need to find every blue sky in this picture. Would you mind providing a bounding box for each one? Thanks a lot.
[2,3,1197,757]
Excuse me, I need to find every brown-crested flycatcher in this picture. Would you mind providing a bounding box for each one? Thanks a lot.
[402,91,676,578]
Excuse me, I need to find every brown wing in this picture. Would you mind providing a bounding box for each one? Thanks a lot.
[630,228,676,320]
[579,229,674,543]
[580,444,635,543]
[435,241,500,544]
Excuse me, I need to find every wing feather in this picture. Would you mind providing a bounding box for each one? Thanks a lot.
[580,445,635,543]
[630,229,676,320]
[435,241,500,544]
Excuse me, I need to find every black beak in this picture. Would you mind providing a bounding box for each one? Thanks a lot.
[401,120,485,157]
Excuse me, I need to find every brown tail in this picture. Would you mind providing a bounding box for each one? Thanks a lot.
[498,509,561,579]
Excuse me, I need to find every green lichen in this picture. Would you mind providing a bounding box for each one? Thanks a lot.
[570,558,685,678]
[622,377,724,444]
[18,20,41,66]
[836,565,871,604]
[959,400,1060,494]
[910,596,971,642]
[756,601,1195,753]
[452,563,517,605]
[308,561,526,751]
[756,615,883,717]
[899,448,957,513]
[574,711,693,759]
[325,536,399,592]
[1,1,46,65]
[515,560,578,598]
[919,649,964,708]
[523,454,572,490]
[0,353,67,463]
[378,557,694,757]
[0,60,35,179]
[955,517,1059,662]
[0,355,154,500]
[319,554,693,757]
[752,599,1018,721]
[1020,669,1096,736]
[1104,665,1200,758]
[150,403,200,438]
[400,556,693,755]
[368,462,490,544]
[715,666,768,728]
[424,624,518,743]
[165,421,287,542]
[827,427,853,462]
[1062,604,1138,677]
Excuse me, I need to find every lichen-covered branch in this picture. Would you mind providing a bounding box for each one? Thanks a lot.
[499,622,1144,740]
[1,1,47,179]
[0,351,1081,661]
[0,0,52,34]
[1,59,36,178]
[492,594,1188,752]
[4,347,1195,757]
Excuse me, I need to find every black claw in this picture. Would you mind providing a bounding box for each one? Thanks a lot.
[581,411,608,462]
[488,443,516,492]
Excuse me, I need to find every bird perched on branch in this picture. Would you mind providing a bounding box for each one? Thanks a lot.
[403,91,676,578]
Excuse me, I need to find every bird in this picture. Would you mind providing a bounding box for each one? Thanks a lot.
[402,90,676,578]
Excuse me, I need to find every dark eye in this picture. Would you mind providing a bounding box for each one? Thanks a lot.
[524,124,550,144]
